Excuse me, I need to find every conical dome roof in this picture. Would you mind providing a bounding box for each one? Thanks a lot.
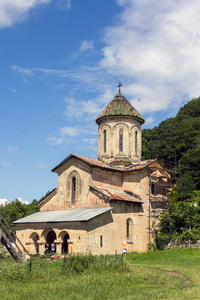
[96,92,145,124]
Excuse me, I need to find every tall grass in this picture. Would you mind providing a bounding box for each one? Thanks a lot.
[0,249,200,299]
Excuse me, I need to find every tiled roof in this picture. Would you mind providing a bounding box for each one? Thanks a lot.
[90,185,142,203]
[52,153,156,173]
[96,93,145,124]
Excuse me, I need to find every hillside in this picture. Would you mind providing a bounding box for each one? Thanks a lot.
[142,97,200,200]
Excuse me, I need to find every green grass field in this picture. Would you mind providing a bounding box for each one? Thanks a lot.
[0,248,199,300]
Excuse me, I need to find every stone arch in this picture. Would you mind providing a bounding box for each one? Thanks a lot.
[41,227,54,240]
[113,122,129,130]
[29,232,39,254]
[58,231,70,253]
[42,228,57,246]
[67,170,82,205]
[100,123,111,130]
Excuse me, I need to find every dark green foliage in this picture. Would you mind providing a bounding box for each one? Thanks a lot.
[142,97,200,200]
[154,235,170,250]
[158,202,200,244]
[0,199,39,232]
[63,254,97,274]
[62,254,125,275]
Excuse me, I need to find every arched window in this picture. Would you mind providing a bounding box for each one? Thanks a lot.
[126,218,133,240]
[119,129,123,152]
[103,129,106,153]
[67,170,81,206]
[135,131,138,155]
[71,176,76,204]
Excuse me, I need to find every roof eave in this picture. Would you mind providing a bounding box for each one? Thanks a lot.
[96,114,145,125]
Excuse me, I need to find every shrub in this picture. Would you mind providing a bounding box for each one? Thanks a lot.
[155,235,170,250]
[62,254,125,275]
[0,262,29,282]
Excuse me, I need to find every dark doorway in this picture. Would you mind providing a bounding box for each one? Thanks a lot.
[47,230,56,252]
[62,233,70,253]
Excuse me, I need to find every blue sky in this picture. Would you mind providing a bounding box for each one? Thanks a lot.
[1,0,200,204]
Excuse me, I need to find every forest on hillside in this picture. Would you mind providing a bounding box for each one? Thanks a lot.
[142,97,200,246]
[142,97,200,201]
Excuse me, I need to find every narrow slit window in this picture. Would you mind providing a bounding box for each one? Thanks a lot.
[126,220,130,239]
[104,130,106,153]
[100,235,103,247]
[135,131,138,155]
[72,176,76,204]
[119,129,123,152]
[126,218,132,240]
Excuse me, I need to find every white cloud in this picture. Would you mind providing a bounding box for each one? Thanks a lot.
[10,0,200,120]
[64,97,100,119]
[64,90,114,120]
[0,0,51,29]
[144,116,154,126]
[17,197,29,205]
[60,126,79,137]
[0,198,9,206]
[82,138,98,150]
[0,0,71,29]
[80,40,94,52]
[47,122,98,146]
[100,0,200,114]
[11,65,34,77]
[47,126,80,145]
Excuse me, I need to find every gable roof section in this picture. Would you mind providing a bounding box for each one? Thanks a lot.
[89,185,142,203]
[13,207,112,224]
[52,153,157,173]
[96,93,145,125]
[37,188,57,207]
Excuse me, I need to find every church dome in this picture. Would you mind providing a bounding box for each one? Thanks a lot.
[96,85,145,166]
[96,92,145,125]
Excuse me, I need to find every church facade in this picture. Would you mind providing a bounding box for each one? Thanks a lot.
[14,88,168,255]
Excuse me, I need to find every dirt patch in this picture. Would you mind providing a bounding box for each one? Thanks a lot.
[167,271,185,279]
[154,269,192,286]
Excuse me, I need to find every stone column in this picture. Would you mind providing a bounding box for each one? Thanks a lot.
[38,240,45,255]
[54,239,62,254]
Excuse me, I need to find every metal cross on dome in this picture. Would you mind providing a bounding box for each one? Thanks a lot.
[117,82,122,93]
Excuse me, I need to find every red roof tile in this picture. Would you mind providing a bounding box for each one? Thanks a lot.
[90,185,142,203]
[52,153,156,173]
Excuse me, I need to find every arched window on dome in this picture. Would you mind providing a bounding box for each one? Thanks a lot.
[119,129,123,152]
[71,176,76,204]
[103,129,106,153]
[135,131,138,156]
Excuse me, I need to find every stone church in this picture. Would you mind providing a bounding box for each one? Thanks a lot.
[14,86,169,255]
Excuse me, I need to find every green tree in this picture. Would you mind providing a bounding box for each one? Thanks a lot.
[142,97,200,200]
[0,199,39,232]
[159,202,200,241]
